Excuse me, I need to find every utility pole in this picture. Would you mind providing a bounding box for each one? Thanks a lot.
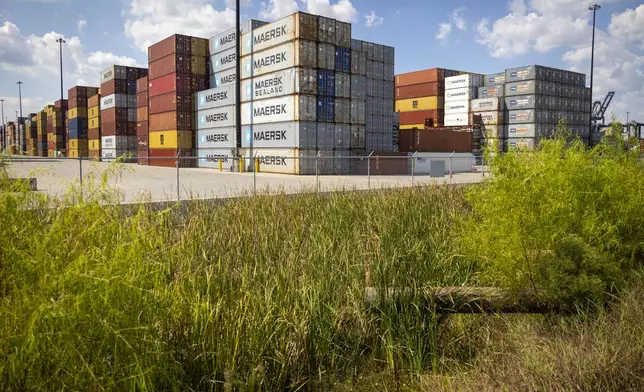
[588,4,601,147]
[235,0,243,170]
[17,81,24,152]
[0,99,5,151]
[56,37,66,155]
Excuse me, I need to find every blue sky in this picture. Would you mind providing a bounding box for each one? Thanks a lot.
[1,0,643,122]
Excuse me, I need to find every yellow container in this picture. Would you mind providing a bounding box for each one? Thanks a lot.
[88,106,100,119]
[89,117,101,129]
[395,96,443,112]
[68,107,88,119]
[68,148,89,158]
[191,37,208,57]
[68,139,89,150]
[149,130,194,149]
[191,56,207,75]
[89,139,101,151]
[399,124,425,130]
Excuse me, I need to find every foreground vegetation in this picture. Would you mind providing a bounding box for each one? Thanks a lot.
[1,134,643,391]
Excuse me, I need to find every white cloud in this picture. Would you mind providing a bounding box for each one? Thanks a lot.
[259,0,357,22]
[124,0,237,52]
[451,8,466,30]
[364,11,384,27]
[77,17,87,33]
[609,5,644,49]
[436,23,452,41]
[259,0,299,21]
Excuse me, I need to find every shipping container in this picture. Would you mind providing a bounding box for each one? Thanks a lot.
[149,130,194,149]
[445,74,484,90]
[137,76,148,93]
[335,72,351,98]
[484,72,506,86]
[210,67,237,88]
[351,75,367,100]
[242,94,317,125]
[196,127,237,149]
[88,94,100,108]
[317,97,335,123]
[210,46,237,74]
[444,100,470,114]
[335,21,351,48]
[241,68,317,102]
[149,92,193,114]
[334,98,350,124]
[137,91,148,108]
[506,65,548,83]
[350,125,366,149]
[505,124,549,138]
[505,137,538,151]
[471,97,505,112]
[399,110,444,126]
[472,111,504,125]
[88,128,101,140]
[101,78,128,96]
[444,113,471,127]
[101,148,133,159]
[445,87,477,102]
[102,135,136,150]
[68,107,88,119]
[241,39,317,79]
[137,106,148,121]
[350,50,366,75]
[395,69,445,87]
[149,53,192,79]
[395,96,443,112]
[210,19,268,54]
[137,121,149,136]
[335,47,351,73]
[89,139,101,151]
[101,107,129,123]
[149,34,192,63]
[101,94,128,110]
[241,121,314,148]
[101,65,128,83]
[396,83,442,100]
[317,69,335,96]
[197,105,235,129]
[317,43,335,70]
[68,139,88,150]
[242,12,317,55]
[197,148,237,170]
[148,73,194,98]
[196,85,235,111]
[505,94,547,110]
[505,80,546,97]
[350,99,366,124]
[149,110,194,131]
[88,106,100,119]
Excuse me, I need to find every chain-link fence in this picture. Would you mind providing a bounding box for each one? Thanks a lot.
[1,151,487,204]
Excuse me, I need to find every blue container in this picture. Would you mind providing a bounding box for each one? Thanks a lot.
[335,48,351,73]
[317,96,335,122]
[127,80,137,95]
[68,118,88,139]
[317,70,336,96]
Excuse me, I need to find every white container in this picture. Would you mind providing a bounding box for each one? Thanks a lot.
[506,138,538,151]
[197,148,237,170]
[241,40,317,80]
[444,113,470,127]
[241,94,316,125]
[101,65,127,83]
[196,128,237,149]
[210,68,237,88]
[411,152,474,174]
[472,111,504,125]
[101,148,131,159]
[242,121,317,149]
[196,85,236,111]
[210,47,237,74]
[481,125,505,139]
[445,87,477,102]
[445,74,484,90]
[100,94,128,110]
[241,148,321,175]
[197,105,236,129]
[444,100,470,114]
[242,13,317,55]
[471,97,504,112]
[210,19,267,54]
[241,68,317,102]
[101,135,132,150]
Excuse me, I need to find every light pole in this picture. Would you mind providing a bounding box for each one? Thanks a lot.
[17,81,24,152]
[0,99,5,151]
[56,37,66,154]
[235,0,243,170]
[588,4,600,146]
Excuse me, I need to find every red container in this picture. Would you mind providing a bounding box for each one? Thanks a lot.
[137,76,149,93]
[137,91,148,108]
[398,129,414,152]
[88,128,100,140]
[101,120,129,137]
[69,86,93,99]
[149,110,193,131]
[55,99,68,110]
[149,53,192,79]
[101,108,128,123]
[137,147,149,165]
[149,148,195,168]
[350,152,409,175]
[101,79,128,96]
[148,34,192,63]
[399,110,444,126]
[88,94,101,108]
[395,69,446,87]
[137,107,149,122]
[89,150,101,159]
[137,135,149,148]
[413,129,473,153]
[148,73,193,98]
[149,92,193,114]
[137,120,149,136]
[396,83,443,100]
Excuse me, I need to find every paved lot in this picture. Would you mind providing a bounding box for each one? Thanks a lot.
[4,157,487,203]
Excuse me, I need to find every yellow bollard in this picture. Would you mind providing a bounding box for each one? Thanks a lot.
[255,157,260,173]
[218,158,222,172]
[239,157,244,172]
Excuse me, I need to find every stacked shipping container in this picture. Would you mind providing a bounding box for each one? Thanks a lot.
[395,69,453,130]
[35,110,47,156]
[136,76,149,164]
[100,65,148,159]
[147,34,209,167]
[67,86,99,158]
[472,72,507,152]
[46,101,66,157]
[88,93,101,158]
[25,114,38,155]
[444,74,483,126]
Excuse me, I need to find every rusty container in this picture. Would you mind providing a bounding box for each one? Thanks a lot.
[148,73,194,98]
[149,92,193,114]
[148,148,196,168]
[88,128,101,140]
[137,106,149,122]
[101,108,129,123]
[413,129,473,153]
[101,120,129,137]
[137,91,148,108]
[398,129,415,152]
[395,69,445,87]
[88,94,101,108]
[137,120,149,136]
[149,110,193,132]
[137,147,150,165]
[101,79,128,96]
[89,150,101,159]
[399,110,444,126]
[136,76,148,92]
[395,82,443,100]
[149,53,193,79]
[148,34,192,63]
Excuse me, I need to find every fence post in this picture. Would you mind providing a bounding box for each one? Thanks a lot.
[411,151,417,187]
[482,153,485,177]
[450,151,454,180]
[316,150,321,193]
[367,151,374,189]
[176,149,181,201]
[79,156,83,201]
[253,150,258,194]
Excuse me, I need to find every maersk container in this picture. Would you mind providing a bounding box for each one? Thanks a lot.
[505,65,547,83]
[484,72,506,86]
[445,74,484,90]
[351,75,366,100]
[335,47,351,73]
[444,100,470,114]
[351,100,366,124]
[241,68,316,102]
[444,113,470,127]
[196,85,236,111]
[242,94,317,125]
[210,47,237,74]
[101,65,127,83]
[197,148,237,170]
[239,148,322,175]
[242,121,317,149]
[210,19,268,55]
[505,80,547,97]
[318,43,336,71]
[472,111,504,125]
[505,94,547,110]
[241,40,317,80]
[335,98,351,124]
[317,96,335,123]
[211,68,237,88]
[196,127,237,149]
[100,94,128,110]
[102,135,136,150]
[351,50,366,75]
[197,105,236,129]
[318,16,336,44]
[471,97,505,112]
[242,12,318,55]
[101,148,131,159]
[317,70,336,96]
[445,87,477,102]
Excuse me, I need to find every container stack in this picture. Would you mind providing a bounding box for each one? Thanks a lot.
[363,40,396,152]
[67,86,99,158]
[136,76,149,164]
[503,65,590,151]
[395,69,452,130]
[87,92,101,159]
[46,101,66,157]
[443,74,483,127]
[471,72,507,152]
[7,122,16,154]
[24,114,37,155]
[100,65,148,160]
[35,110,47,156]
[147,34,209,167]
